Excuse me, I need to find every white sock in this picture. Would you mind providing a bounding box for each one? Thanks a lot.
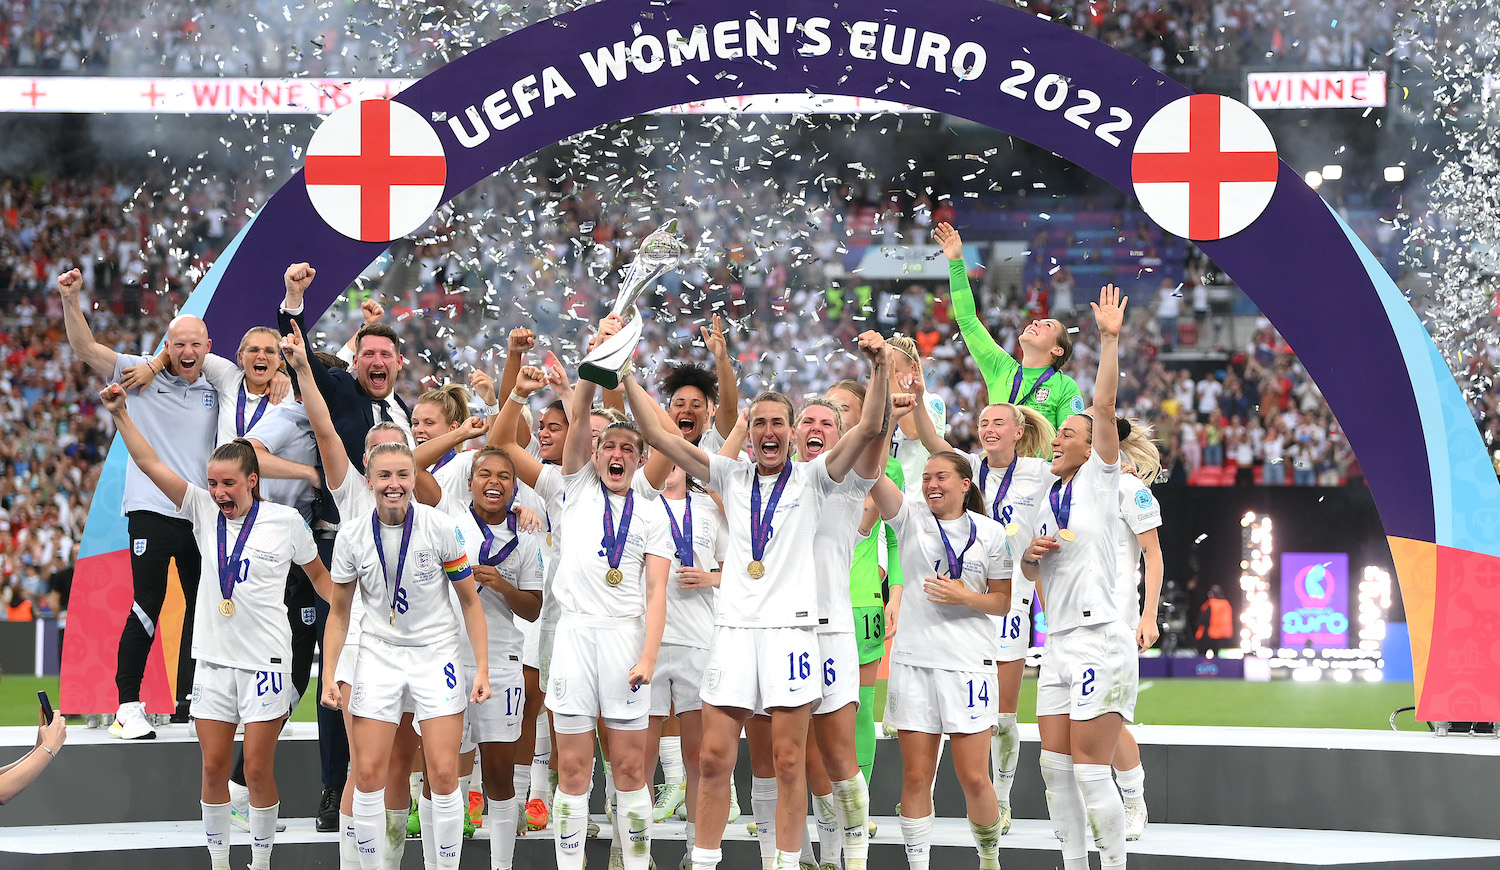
[249,803,278,870]
[1076,763,1126,868]
[1038,751,1088,870]
[992,714,1019,803]
[831,773,869,868]
[419,795,438,869]
[202,800,231,870]
[799,826,816,866]
[692,846,723,870]
[410,771,424,803]
[529,717,552,803]
[751,776,778,867]
[514,765,532,809]
[812,791,841,866]
[660,736,685,785]
[488,796,519,870]
[383,806,408,870]
[340,813,359,870]
[458,773,474,817]
[773,849,802,870]
[432,788,465,869]
[970,817,1002,870]
[897,814,933,870]
[554,788,590,870]
[685,820,697,853]
[1114,763,1146,806]
[617,785,653,870]
[351,789,385,870]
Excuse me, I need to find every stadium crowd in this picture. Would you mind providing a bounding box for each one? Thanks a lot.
[0,148,1389,622]
[1,0,1400,80]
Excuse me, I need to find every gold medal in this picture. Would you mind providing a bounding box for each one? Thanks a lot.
[1004,522,1020,536]
[219,600,235,617]
[747,560,765,579]
[390,608,397,626]
[605,568,624,586]
[546,533,554,548]
[1059,528,1076,542]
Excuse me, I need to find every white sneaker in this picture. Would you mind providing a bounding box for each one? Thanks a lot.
[228,782,288,833]
[1124,801,1147,841]
[109,702,156,740]
[653,782,686,823]
[726,782,740,824]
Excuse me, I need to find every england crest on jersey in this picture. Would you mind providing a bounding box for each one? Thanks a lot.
[301,607,317,625]
[204,393,216,409]
[1035,387,1051,402]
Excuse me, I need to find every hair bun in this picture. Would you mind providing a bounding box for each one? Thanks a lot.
[1116,417,1133,440]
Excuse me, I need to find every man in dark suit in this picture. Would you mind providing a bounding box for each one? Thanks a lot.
[278,262,411,472]
[276,261,412,830]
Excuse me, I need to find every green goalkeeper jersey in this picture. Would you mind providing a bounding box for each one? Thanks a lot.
[849,457,905,603]
[949,258,1085,432]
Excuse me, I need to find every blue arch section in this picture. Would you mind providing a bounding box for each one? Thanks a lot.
[93,0,1487,561]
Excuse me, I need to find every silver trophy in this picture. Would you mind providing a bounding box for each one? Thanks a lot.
[578,219,683,389]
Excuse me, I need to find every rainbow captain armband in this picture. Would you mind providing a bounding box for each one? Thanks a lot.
[444,554,473,582]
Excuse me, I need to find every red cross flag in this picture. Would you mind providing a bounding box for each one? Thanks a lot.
[1131,94,1279,242]
[304,99,447,243]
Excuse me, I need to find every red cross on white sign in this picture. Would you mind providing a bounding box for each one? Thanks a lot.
[1131,94,1279,242]
[304,99,447,243]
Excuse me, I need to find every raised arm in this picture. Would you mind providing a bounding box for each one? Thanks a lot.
[281,322,350,490]
[1090,283,1125,467]
[489,365,549,489]
[622,373,713,481]
[702,314,740,438]
[498,328,534,449]
[56,270,118,377]
[826,331,893,481]
[562,373,599,475]
[936,223,1017,393]
[906,373,955,455]
[99,384,188,509]
[414,416,488,469]
[870,474,905,522]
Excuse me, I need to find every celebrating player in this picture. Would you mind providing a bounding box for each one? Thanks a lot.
[623,330,890,870]
[940,222,1085,430]
[902,384,1057,833]
[322,438,491,870]
[99,383,330,870]
[1021,284,1134,870]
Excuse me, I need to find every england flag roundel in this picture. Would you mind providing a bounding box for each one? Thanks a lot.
[304,99,447,243]
[1131,94,1279,242]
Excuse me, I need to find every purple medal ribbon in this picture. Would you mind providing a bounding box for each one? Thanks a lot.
[433,449,458,472]
[217,501,260,604]
[471,506,519,567]
[600,480,635,572]
[372,507,414,619]
[1008,366,1055,406]
[1049,477,1076,536]
[978,458,1018,523]
[661,494,694,568]
[749,463,794,564]
[236,383,269,437]
[935,513,978,579]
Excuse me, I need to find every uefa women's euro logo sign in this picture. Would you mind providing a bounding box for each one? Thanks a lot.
[1281,552,1350,649]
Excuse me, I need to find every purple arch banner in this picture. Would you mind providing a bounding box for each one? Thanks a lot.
[66,0,1500,719]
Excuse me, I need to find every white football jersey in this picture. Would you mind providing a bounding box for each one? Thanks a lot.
[178,486,317,673]
[453,504,545,666]
[549,465,674,620]
[891,393,947,499]
[659,490,726,650]
[812,470,876,635]
[1113,474,1162,620]
[888,501,1007,672]
[1033,452,1123,634]
[331,501,473,648]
